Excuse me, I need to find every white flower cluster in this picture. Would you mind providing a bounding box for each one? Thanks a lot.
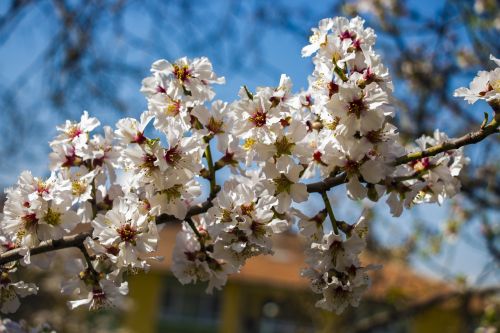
[0,317,55,333]
[2,171,79,255]
[454,55,500,105]
[172,180,289,293]
[0,266,37,314]
[301,212,373,314]
[301,17,400,199]
[0,15,487,316]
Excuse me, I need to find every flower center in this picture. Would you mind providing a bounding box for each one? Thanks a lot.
[72,180,87,196]
[328,81,339,98]
[165,98,181,116]
[348,98,366,118]
[117,223,138,244]
[365,129,383,143]
[173,64,192,82]
[107,246,120,257]
[309,31,320,44]
[411,157,430,172]
[207,257,224,272]
[242,138,256,151]
[339,30,355,41]
[352,39,362,51]
[313,73,326,91]
[36,180,50,195]
[185,250,207,262]
[273,174,293,194]
[161,184,183,203]
[363,67,376,83]
[250,221,266,238]
[66,125,83,139]
[343,159,359,174]
[274,136,295,157]
[22,213,38,231]
[63,148,81,168]
[164,146,182,166]
[249,109,267,127]
[207,117,224,134]
[132,131,146,144]
[140,153,157,171]
[313,151,324,164]
[44,208,61,226]
[221,209,233,222]
[280,117,291,127]
[325,116,340,130]
[240,203,255,217]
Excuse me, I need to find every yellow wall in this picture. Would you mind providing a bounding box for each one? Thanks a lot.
[411,307,462,333]
[123,272,466,333]
[125,272,163,333]
[219,283,241,333]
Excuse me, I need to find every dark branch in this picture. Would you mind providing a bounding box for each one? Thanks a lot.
[0,232,90,266]
[0,198,215,266]
[352,286,500,333]
[307,111,500,194]
[394,113,499,166]
[306,173,348,193]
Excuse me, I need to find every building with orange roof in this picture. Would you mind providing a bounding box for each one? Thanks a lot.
[120,224,489,333]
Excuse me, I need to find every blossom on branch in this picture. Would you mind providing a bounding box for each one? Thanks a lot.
[0,15,496,318]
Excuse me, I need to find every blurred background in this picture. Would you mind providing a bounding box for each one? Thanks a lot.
[0,0,499,332]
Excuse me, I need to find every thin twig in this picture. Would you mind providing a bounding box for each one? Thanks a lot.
[204,139,217,196]
[351,286,500,333]
[185,217,205,250]
[321,191,339,235]
[77,244,100,281]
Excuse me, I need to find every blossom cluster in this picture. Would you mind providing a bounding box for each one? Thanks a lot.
[454,55,500,105]
[0,15,493,318]
[0,318,55,333]
[301,211,373,313]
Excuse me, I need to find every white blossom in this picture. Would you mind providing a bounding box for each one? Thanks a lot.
[0,270,37,314]
[262,156,308,213]
[91,194,158,269]
[454,54,500,104]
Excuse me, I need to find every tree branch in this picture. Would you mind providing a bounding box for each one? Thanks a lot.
[307,112,500,194]
[0,198,216,266]
[0,232,90,266]
[306,173,348,193]
[352,286,500,333]
[394,114,499,166]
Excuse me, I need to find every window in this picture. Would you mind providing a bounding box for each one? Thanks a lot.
[158,276,221,333]
[257,299,315,333]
